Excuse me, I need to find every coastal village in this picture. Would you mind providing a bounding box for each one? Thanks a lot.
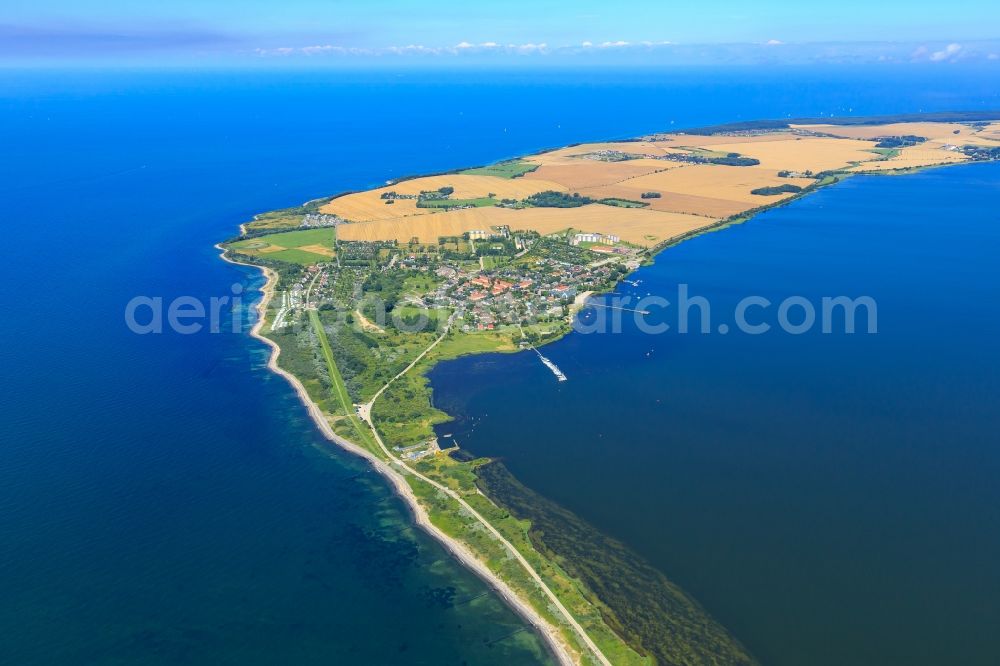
[269,225,640,335]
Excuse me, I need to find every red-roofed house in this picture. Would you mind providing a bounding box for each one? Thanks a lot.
[491,280,513,295]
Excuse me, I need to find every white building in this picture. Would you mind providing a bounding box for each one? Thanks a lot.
[571,232,618,246]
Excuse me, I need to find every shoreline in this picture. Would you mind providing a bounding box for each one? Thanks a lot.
[215,166,916,665]
[216,244,577,666]
[215,130,995,665]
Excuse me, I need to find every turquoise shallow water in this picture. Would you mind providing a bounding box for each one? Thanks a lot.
[1,67,998,663]
[431,162,1000,666]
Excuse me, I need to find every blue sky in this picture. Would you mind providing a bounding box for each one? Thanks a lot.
[3,0,1000,65]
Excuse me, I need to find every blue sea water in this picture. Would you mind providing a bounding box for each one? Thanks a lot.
[1,66,998,664]
[431,163,1000,666]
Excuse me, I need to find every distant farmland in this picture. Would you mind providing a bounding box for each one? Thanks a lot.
[324,120,995,247]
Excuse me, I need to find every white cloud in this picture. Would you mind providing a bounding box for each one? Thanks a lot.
[301,45,346,55]
[929,42,962,61]
[384,44,441,54]
[513,42,547,53]
[255,39,997,63]
[259,44,376,56]
[255,46,296,56]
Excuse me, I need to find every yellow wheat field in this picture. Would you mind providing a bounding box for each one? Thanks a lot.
[297,244,336,257]
[327,120,987,248]
[976,122,1000,141]
[699,137,881,173]
[523,158,677,190]
[792,122,975,142]
[574,183,748,218]
[848,146,969,172]
[941,122,1000,147]
[530,141,680,165]
[320,174,566,222]
[601,164,812,202]
[335,203,719,246]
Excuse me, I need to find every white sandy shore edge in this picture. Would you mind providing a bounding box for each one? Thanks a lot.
[571,290,594,314]
[217,246,577,666]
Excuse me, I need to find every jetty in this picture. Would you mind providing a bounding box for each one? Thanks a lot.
[587,301,651,315]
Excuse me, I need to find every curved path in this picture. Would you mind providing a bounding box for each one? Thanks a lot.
[358,316,611,666]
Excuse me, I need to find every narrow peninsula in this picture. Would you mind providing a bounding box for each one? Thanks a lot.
[220,113,1000,666]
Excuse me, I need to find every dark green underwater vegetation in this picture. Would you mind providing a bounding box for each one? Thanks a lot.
[476,461,757,666]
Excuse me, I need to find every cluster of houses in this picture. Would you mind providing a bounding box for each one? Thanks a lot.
[422,257,630,330]
[301,213,343,228]
[390,229,643,330]
[579,149,639,162]
[287,228,641,334]
[379,191,418,200]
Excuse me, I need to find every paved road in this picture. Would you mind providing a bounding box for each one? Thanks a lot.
[357,316,611,666]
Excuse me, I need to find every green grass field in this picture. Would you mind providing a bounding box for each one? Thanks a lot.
[393,305,450,327]
[479,255,510,270]
[459,159,539,179]
[871,147,901,159]
[228,228,335,265]
[677,146,731,158]
[598,197,649,208]
[402,273,441,296]
[418,197,497,209]
[309,310,382,456]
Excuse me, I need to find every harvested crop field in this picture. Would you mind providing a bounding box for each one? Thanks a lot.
[975,122,1000,142]
[298,244,336,257]
[316,118,994,252]
[792,122,975,142]
[532,141,677,164]
[701,137,880,172]
[319,174,564,222]
[523,158,676,189]
[600,165,813,204]
[576,183,749,218]
[942,122,1000,147]
[335,203,717,246]
[849,146,969,172]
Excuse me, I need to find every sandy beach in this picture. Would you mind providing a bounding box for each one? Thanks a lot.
[217,246,578,666]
